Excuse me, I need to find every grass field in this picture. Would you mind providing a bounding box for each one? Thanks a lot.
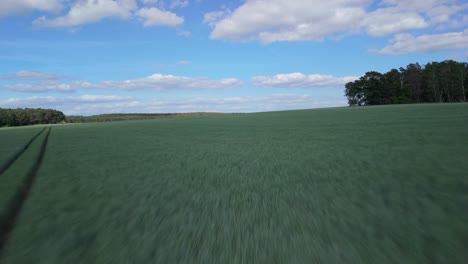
[0,103,467,263]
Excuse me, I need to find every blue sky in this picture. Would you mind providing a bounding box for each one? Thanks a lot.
[1,0,467,115]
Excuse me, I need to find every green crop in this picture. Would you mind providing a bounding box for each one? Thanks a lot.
[0,126,44,173]
[1,104,467,263]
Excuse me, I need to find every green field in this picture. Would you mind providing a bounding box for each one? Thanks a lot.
[0,128,49,235]
[0,104,467,263]
[0,127,44,174]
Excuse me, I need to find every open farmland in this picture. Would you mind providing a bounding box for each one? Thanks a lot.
[0,127,45,174]
[0,103,467,263]
[0,127,49,243]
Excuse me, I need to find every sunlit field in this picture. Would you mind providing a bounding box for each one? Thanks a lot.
[1,103,467,263]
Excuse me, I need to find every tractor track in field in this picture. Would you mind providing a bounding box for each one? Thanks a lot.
[0,127,51,259]
[0,127,47,177]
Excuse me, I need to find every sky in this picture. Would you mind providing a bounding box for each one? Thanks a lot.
[0,0,467,115]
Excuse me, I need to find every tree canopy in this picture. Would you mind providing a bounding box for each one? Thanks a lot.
[0,108,65,127]
[345,60,467,106]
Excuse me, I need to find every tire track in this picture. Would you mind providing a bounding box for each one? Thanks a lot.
[0,127,46,176]
[0,127,51,258]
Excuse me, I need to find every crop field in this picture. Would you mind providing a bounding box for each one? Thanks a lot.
[0,127,49,241]
[0,103,467,263]
[0,127,44,174]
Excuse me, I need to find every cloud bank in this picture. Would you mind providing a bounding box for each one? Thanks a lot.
[1,94,347,115]
[205,0,468,54]
[207,0,468,43]
[1,71,360,93]
[0,73,242,93]
[252,73,359,88]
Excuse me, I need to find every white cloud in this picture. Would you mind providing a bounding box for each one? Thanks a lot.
[1,94,135,106]
[362,0,468,35]
[1,94,346,115]
[0,70,61,80]
[98,74,241,90]
[207,0,468,43]
[0,0,62,17]
[203,11,227,26]
[3,72,357,93]
[380,0,468,23]
[0,95,142,115]
[371,29,468,54]
[76,94,134,102]
[209,0,368,43]
[33,0,137,27]
[1,73,241,93]
[363,8,428,36]
[137,7,184,26]
[252,73,358,88]
[1,81,92,93]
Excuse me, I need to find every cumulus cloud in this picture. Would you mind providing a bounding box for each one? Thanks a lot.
[206,0,468,43]
[1,73,242,93]
[1,93,346,115]
[33,0,137,27]
[371,29,468,54]
[0,0,62,17]
[363,8,428,36]
[380,0,468,23]
[0,70,61,81]
[252,73,359,88]
[137,7,184,26]
[208,0,368,43]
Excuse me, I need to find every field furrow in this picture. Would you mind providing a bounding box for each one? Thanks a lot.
[0,127,46,175]
[0,127,51,255]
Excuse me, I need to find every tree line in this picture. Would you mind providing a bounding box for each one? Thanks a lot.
[66,113,175,123]
[345,60,467,106]
[0,108,65,127]
[66,113,221,123]
[0,109,223,127]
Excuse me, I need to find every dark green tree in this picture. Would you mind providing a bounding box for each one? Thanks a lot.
[0,108,65,127]
[345,60,467,106]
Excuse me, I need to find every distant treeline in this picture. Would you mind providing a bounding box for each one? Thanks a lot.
[65,112,222,123]
[345,60,467,106]
[0,111,222,127]
[0,108,65,127]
